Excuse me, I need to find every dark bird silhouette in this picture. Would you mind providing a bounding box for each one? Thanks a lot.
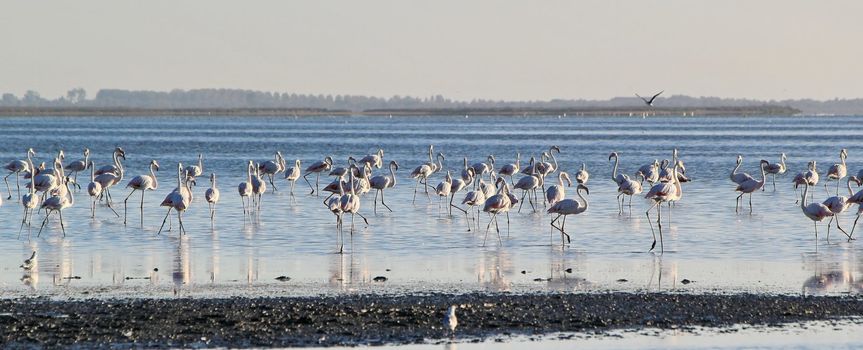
[636,91,664,106]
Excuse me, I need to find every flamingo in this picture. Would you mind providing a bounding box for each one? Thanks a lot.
[18,156,39,237]
[238,161,253,215]
[123,159,159,224]
[359,148,384,169]
[734,160,769,214]
[826,149,848,195]
[820,176,854,240]
[93,150,125,204]
[636,90,663,106]
[37,176,74,237]
[482,177,513,245]
[95,147,126,176]
[184,153,204,185]
[660,149,689,183]
[535,146,561,198]
[798,180,834,240]
[328,178,346,252]
[471,155,495,182]
[498,152,521,186]
[514,157,542,213]
[608,152,628,185]
[157,163,192,235]
[449,168,474,217]
[616,174,643,215]
[730,155,755,185]
[369,160,398,214]
[251,162,267,210]
[31,157,62,203]
[5,148,35,200]
[283,159,302,195]
[304,156,333,195]
[763,153,787,191]
[645,160,684,253]
[547,184,590,245]
[64,148,89,190]
[461,185,486,232]
[86,161,115,219]
[435,171,453,214]
[411,147,444,203]
[575,163,589,185]
[545,171,572,206]
[793,161,820,203]
[205,173,220,221]
[635,159,660,186]
[351,163,372,196]
[259,151,284,192]
[340,164,369,239]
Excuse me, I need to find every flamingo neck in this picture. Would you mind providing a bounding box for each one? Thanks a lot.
[150,164,158,188]
[390,164,397,186]
[611,155,619,182]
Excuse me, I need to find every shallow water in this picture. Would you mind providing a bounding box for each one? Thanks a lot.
[1,115,863,297]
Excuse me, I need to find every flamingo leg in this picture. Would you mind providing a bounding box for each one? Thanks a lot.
[749,192,753,214]
[37,210,52,237]
[560,215,571,245]
[413,179,419,203]
[735,193,743,213]
[827,217,833,240]
[617,193,623,215]
[851,214,861,240]
[646,201,659,252]
[59,210,66,237]
[450,194,467,214]
[381,189,392,212]
[518,190,527,213]
[835,215,851,240]
[356,212,370,226]
[303,173,315,195]
[18,206,28,239]
[157,208,172,235]
[178,211,186,235]
[4,173,12,200]
[483,213,497,246]
[657,203,664,253]
[373,190,379,214]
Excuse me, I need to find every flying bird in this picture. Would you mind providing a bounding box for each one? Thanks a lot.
[636,90,664,106]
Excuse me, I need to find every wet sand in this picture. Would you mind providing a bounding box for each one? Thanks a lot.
[2,292,863,348]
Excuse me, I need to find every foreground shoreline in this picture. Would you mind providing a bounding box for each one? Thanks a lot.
[2,292,862,348]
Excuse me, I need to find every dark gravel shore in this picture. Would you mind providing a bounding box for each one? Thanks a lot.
[2,292,863,348]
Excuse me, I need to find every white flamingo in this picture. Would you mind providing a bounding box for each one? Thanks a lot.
[498,152,521,186]
[575,163,589,185]
[616,174,643,215]
[259,151,284,192]
[735,160,768,214]
[328,157,357,178]
[471,155,495,182]
[514,157,542,213]
[846,177,863,239]
[359,148,384,169]
[608,152,628,185]
[93,150,125,204]
[205,173,220,221]
[635,159,660,186]
[793,161,819,203]
[369,160,399,214]
[304,156,333,195]
[5,148,35,200]
[86,161,116,219]
[184,153,204,185]
[157,163,192,235]
[123,159,159,224]
[461,185,486,232]
[482,177,513,245]
[411,147,444,203]
[435,171,453,214]
[644,160,684,253]
[826,149,848,195]
[730,155,755,185]
[820,177,854,240]
[545,171,572,206]
[95,147,125,176]
[798,180,834,240]
[283,159,302,196]
[64,148,89,190]
[340,164,369,240]
[238,161,253,215]
[251,162,267,210]
[547,184,590,245]
[763,153,787,191]
[37,176,74,237]
[18,156,39,237]
[449,167,474,219]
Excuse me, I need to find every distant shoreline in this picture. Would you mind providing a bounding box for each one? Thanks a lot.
[0,105,800,117]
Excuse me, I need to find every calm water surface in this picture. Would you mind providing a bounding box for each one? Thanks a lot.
[1,115,862,297]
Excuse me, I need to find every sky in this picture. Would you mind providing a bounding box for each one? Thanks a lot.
[1,0,862,101]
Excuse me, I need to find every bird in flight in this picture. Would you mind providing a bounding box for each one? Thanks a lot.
[636,90,664,106]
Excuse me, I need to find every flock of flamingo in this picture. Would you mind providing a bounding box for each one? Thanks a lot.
[2,145,861,254]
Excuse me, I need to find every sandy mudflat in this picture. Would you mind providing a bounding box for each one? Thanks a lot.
[2,292,863,348]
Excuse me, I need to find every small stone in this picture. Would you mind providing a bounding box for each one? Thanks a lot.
[564,268,573,273]
[617,279,628,283]
[681,279,693,284]
[373,276,388,282]
[521,270,527,274]
[153,268,159,272]
[275,276,291,282]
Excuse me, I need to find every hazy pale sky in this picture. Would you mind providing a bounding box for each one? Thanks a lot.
[2,0,861,101]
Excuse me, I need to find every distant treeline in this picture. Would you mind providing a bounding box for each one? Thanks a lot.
[0,88,859,114]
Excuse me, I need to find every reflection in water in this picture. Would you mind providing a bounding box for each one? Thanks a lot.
[172,235,191,295]
[802,248,863,295]
[475,248,514,292]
